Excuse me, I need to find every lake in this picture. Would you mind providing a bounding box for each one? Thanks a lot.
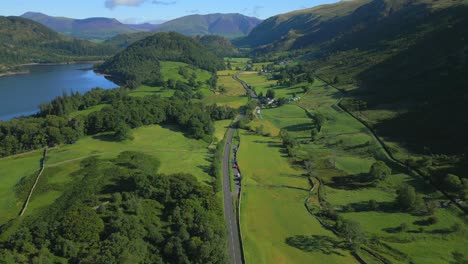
[0,63,118,120]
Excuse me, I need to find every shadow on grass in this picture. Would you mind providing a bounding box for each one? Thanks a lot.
[283,123,314,133]
[285,235,348,256]
[328,173,375,190]
[341,201,396,213]
[92,133,119,142]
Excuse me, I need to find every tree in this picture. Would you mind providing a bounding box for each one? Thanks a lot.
[310,128,319,142]
[333,75,339,84]
[396,184,424,212]
[444,174,463,192]
[114,122,133,141]
[368,199,378,210]
[61,206,104,243]
[369,161,391,182]
[336,218,365,249]
[304,160,315,177]
[313,112,325,132]
[266,89,276,99]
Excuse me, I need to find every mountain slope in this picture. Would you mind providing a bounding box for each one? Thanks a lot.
[155,13,261,38]
[97,32,225,87]
[0,16,117,70]
[21,12,158,41]
[239,0,468,154]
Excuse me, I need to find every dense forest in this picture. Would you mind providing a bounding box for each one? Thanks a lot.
[0,151,227,263]
[97,32,225,88]
[0,16,117,71]
[0,88,235,157]
[195,35,240,58]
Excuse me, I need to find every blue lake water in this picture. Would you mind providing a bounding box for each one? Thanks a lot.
[0,63,118,120]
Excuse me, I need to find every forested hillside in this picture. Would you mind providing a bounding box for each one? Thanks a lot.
[0,152,227,263]
[0,16,117,71]
[97,32,225,87]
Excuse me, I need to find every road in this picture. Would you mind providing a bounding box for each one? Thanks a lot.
[233,73,257,99]
[222,125,243,264]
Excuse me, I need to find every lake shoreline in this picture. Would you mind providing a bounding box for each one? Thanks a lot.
[0,61,105,78]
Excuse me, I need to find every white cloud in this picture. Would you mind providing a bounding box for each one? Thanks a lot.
[105,0,176,9]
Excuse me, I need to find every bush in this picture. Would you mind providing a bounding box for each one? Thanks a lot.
[368,199,378,210]
[427,216,438,225]
[369,161,391,182]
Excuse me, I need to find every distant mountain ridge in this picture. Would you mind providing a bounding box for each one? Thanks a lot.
[154,13,262,38]
[0,16,116,70]
[21,12,261,41]
[21,12,159,41]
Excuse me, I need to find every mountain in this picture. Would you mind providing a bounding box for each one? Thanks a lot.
[104,32,156,49]
[238,0,468,154]
[97,32,225,87]
[155,13,262,38]
[105,32,239,57]
[195,35,239,57]
[0,16,117,70]
[21,12,159,41]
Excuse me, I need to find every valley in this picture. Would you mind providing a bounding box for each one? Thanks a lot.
[0,0,467,263]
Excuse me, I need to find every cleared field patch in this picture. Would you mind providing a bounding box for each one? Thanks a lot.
[21,125,213,217]
[160,61,211,84]
[0,150,43,225]
[203,71,248,108]
[128,85,174,98]
[238,132,356,263]
[261,105,312,139]
[213,119,231,142]
[238,72,307,99]
[69,104,109,118]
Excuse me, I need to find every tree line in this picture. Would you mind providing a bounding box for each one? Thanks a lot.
[0,88,235,157]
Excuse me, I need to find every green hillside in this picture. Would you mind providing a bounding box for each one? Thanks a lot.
[0,16,117,71]
[97,32,225,87]
[155,13,261,38]
[237,0,468,154]
[104,32,155,49]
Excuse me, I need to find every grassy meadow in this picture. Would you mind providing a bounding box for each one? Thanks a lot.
[0,125,214,224]
[235,72,467,263]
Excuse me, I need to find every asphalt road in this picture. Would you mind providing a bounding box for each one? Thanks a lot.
[222,126,243,264]
[222,73,258,264]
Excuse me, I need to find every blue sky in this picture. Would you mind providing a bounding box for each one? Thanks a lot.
[1,0,339,23]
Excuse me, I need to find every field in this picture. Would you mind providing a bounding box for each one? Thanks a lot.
[129,61,213,98]
[235,73,356,263]
[203,70,248,109]
[238,132,356,264]
[235,73,467,263]
[0,125,214,223]
[0,150,43,225]
[238,72,306,99]
[295,80,467,263]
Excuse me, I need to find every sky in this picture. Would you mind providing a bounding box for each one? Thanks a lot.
[0,0,339,23]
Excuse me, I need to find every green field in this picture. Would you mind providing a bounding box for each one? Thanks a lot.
[238,132,356,263]
[128,61,213,98]
[0,150,43,225]
[235,72,467,263]
[203,70,248,108]
[238,72,306,99]
[0,125,213,223]
[69,104,109,118]
[294,80,467,263]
